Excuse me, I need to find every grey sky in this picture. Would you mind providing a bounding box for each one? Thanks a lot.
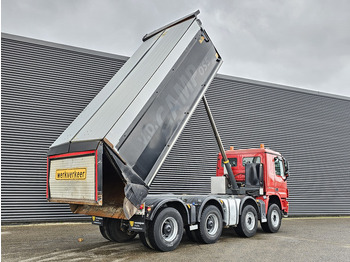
[2,0,350,97]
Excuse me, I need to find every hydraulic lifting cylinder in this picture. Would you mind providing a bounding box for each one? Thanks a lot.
[202,96,239,192]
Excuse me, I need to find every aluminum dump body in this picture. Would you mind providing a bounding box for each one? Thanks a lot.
[47,11,222,218]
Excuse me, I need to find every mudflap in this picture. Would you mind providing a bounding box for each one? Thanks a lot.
[257,200,267,223]
[128,215,146,232]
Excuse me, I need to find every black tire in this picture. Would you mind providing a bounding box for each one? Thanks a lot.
[107,219,137,243]
[100,218,113,241]
[261,204,282,233]
[196,206,223,244]
[139,222,155,249]
[139,232,155,249]
[235,205,258,238]
[148,207,184,252]
[99,225,111,241]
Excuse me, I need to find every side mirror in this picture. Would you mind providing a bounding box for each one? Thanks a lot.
[284,160,289,173]
[283,158,290,179]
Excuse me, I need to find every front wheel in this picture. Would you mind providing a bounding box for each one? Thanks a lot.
[235,205,258,238]
[261,204,282,233]
[148,207,183,252]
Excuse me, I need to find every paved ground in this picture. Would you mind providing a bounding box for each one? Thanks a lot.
[2,217,350,262]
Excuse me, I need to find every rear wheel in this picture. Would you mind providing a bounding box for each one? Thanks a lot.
[196,206,223,244]
[99,218,112,241]
[261,204,281,233]
[139,222,155,249]
[148,207,183,252]
[99,225,111,241]
[107,219,137,242]
[235,204,258,238]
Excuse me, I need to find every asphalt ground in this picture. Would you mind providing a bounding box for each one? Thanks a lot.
[2,217,350,262]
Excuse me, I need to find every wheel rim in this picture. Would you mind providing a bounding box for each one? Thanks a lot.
[206,213,219,236]
[245,211,255,231]
[161,217,178,242]
[271,210,280,228]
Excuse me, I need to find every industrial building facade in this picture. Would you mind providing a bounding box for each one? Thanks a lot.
[2,33,350,223]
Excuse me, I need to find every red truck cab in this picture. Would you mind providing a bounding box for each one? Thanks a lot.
[216,145,289,216]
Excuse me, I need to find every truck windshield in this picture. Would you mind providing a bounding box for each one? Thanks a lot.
[242,156,261,166]
[222,158,237,167]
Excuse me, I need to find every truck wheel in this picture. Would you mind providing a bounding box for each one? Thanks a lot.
[261,204,281,233]
[107,219,137,243]
[100,218,112,241]
[99,225,112,241]
[235,205,258,238]
[148,207,184,252]
[139,232,155,249]
[139,222,155,249]
[196,206,223,244]
[139,232,151,249]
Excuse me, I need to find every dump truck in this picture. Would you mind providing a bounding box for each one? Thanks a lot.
[47,10,289,252]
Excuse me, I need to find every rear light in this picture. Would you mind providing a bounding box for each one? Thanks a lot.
[147,207,152,212]
[139,204,144,210]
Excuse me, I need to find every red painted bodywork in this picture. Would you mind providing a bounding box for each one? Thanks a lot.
[216,148,289,214]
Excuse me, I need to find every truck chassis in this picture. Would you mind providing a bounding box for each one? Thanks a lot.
[92,192,282,252]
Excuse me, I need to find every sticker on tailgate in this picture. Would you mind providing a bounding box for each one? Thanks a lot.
[55,168,87,180]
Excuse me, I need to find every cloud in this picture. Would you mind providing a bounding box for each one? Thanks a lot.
[2,0,350,97]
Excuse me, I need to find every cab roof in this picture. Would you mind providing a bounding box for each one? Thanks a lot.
[219,148,281,156]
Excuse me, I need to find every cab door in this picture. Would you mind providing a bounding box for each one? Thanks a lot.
[274,157,288,198]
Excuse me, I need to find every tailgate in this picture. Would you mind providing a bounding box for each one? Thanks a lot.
[47,150,101,205]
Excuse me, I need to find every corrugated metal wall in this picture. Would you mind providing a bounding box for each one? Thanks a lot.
[1,34,127,222]
[2,33,350,222]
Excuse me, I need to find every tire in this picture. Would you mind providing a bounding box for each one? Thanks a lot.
[100,218,113,241]
[148,207,184,252]
[235,204,258,238]
[196,206,223,244]
[139,222,155,249]
[107,219,137,243]
[261,204,282,233]
[99,225,111,241]
[139,232,155,249]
